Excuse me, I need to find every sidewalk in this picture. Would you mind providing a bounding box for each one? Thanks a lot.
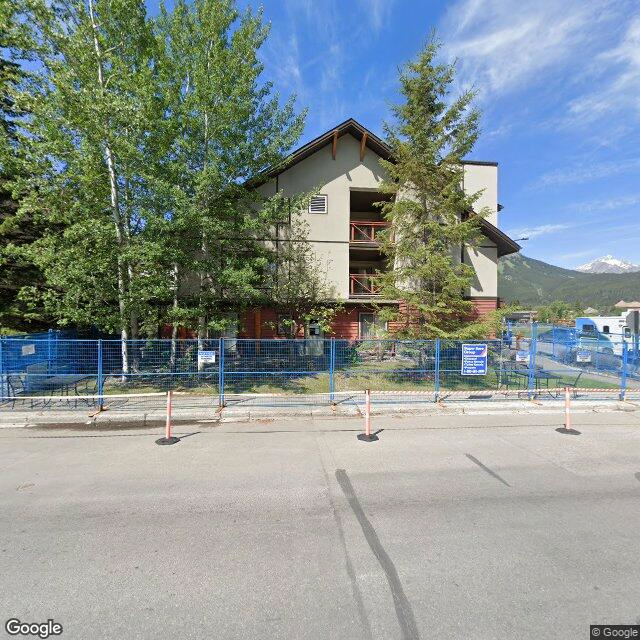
[1,394,638,429]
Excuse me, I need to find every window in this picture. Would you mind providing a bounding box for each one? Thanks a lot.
[602,325,610,334]
[307,319,322,337]
[308,194,328,214]
[359,313,386,339]
[625,327,631,338]
[582,324,595,333]
[277,314,294,337]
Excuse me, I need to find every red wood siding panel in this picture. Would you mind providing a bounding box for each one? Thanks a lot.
[161,299,496,340]
[160,325,196,339]
[241,308,279,338]
[331,308,362,339]
[470,297,498,318]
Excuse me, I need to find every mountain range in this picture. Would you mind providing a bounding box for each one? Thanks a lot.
[498,253,640,308]
[576,255,640,274]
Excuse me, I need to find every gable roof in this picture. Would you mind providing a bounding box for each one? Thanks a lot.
[258,118,498,184]
[256,118,518,256]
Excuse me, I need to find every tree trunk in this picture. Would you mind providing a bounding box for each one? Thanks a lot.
[197,314,206,372]
[88,0,129,377]
[169,264,179,371]
[197,107,210,373]
[197,233,206,372]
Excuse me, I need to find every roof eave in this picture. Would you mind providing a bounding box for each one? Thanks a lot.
[478,218,521,257]
[249,118,498,187]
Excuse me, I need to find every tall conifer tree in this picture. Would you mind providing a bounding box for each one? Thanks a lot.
[377,39,491,338]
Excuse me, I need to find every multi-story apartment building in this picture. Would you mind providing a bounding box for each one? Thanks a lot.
[241,118,520,340]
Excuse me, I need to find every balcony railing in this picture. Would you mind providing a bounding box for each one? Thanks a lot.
[349,274,381,296]
[349,221,389,244]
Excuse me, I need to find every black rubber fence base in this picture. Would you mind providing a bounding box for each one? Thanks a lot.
[555,427,581,436]
[155,437,180,446]
[357,434,379,442]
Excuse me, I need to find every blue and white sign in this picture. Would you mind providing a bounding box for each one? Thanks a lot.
[461,343,488,376]
[516,350,530,364]
[197,350,216,365]
[576,349,592,363]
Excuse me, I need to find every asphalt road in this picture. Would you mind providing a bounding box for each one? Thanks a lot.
[1,411,639,639]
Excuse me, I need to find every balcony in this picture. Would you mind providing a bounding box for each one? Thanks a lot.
[349,274,381,297]
[349,221,389,245]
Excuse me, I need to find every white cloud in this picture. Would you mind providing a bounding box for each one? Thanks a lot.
[484,122,513,140]
[508,223,573,239]
[568,193,640,213]
[359,0,395,32]
[268,32,303,95]
[536,158,640,187]
[568,16,640,125]
[441,0,617,96]
[557,250,597,261]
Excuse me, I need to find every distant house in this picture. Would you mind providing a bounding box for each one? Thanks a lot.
[504,310,537,323]
[614,300,640,310]
[241,118,521,339]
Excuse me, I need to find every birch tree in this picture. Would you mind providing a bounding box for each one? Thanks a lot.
[4,0,166,370]
[154,0,304,368]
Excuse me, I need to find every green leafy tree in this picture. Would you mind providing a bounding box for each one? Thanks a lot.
[267,195,339,338]
[153,0,304,366]
[3,0,165,372]
[0,0,51,331]
[2,0,303,374]
[377,38,491,338]
[536,300,582,324]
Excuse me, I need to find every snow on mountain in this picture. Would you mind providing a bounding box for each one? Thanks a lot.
[576,255,640,274]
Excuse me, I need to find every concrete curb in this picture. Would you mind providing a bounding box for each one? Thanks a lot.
[0,399,636,430]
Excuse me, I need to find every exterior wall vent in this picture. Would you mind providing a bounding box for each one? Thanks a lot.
[309,194,328,214]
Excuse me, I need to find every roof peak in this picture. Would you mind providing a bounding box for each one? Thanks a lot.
[252,118,498,186]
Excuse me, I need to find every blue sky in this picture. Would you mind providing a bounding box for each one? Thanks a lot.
[232,0,640,269]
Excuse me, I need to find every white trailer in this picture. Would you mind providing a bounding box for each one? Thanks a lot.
[574,313,634,355]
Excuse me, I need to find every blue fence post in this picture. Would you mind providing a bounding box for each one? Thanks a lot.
[620,340,628,401]
[97,339,104,409]
[0,336,4,402]
[329,337,335,402]
[527,322,538,397]
[434,338,441,401]
[47,328,53,373]
[218,337,225,407]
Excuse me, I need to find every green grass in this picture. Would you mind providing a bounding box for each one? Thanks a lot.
[94,362,620,396]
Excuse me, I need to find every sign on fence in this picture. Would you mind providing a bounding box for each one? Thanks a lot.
[197,350,216,365]
[21,344,35,356]
[516,350,530,364]
[461,343,488,375]
[576,349,592,363]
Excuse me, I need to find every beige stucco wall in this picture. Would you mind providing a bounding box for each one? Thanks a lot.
[463,163,498,227]
[259,135,500,301]
[259,134,387,299]
[465,244,498,298]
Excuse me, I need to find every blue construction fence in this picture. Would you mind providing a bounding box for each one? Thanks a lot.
[0,324,638,406]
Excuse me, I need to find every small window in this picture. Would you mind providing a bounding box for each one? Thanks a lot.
[602,325,610,334]
[359,313,386,339]
[308,194,328,214]
[625,327,631,337]
[277,314,294,337]
[582,324,595,333]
